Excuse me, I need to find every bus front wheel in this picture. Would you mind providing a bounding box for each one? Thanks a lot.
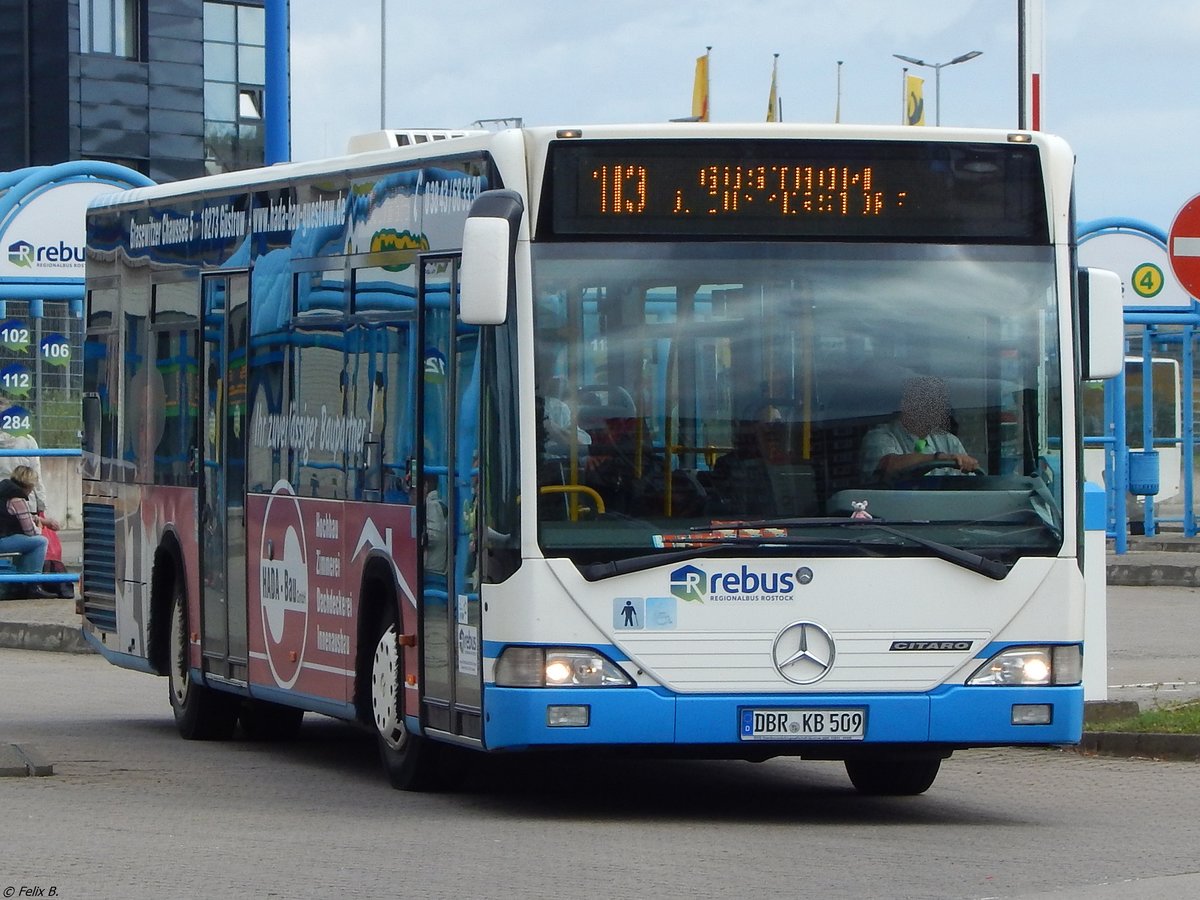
[370,608,442,791]
[168,583,238,741]
[844,756,941,796]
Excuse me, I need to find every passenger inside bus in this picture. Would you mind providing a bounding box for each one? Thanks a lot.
[576,386,650,516]
[860,376,980,481]
[710,404,817,518]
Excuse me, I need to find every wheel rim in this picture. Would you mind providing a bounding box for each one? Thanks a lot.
[371,622,407,751]
[168,592,189,708]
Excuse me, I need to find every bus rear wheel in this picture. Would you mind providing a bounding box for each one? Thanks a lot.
[844,756,941,796]
[370,608,442,791]
[168,583,238,741]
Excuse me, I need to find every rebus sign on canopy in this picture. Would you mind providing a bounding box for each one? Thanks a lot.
[1168,194,1200,299]
[0,180,114,277]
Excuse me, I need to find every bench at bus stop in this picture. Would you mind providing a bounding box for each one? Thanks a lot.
[0,447,82,599]
[0,551,76,599]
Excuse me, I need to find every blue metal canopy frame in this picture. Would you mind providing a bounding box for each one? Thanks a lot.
[0,162,154,587]
[1078,217,1200,552]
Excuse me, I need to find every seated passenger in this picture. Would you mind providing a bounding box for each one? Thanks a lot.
[540,394,591,459]
[860,376,980,480]
[711,405,794,515]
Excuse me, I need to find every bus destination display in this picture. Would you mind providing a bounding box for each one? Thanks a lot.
[546,139,1047,242]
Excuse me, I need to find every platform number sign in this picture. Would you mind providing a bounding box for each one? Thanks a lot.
[1131,262,1165,299]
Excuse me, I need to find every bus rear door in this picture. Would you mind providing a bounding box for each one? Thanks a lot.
[200,271,250,683]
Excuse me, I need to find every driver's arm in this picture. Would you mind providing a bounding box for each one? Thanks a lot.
[941,450,980,473]
[876,450,936,476]
[875,449,978,476]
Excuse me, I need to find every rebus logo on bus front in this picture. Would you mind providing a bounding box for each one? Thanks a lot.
[669,563,814,603]
[670,564,707,603]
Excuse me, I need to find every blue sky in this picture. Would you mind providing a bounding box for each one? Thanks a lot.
[289,0,1200,230]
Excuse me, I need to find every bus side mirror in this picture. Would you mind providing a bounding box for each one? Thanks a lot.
[1080,267,1123,381]
[460,190,524,326]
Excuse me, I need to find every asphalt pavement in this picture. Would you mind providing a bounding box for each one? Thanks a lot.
[2,528,1198,760]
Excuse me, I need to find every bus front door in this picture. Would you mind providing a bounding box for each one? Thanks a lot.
[418,256,483,742]
[200,272,250,683]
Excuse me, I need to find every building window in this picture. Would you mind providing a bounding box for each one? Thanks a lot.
[80,0,142,58]
[204,2,266,174]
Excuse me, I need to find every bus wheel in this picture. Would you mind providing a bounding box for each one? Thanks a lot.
[844,757,941,796]
[239,699,304,741]
[370,608,441,791]
[168,582,237,741]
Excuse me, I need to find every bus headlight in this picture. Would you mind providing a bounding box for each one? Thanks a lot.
[967,645,1082,686]
[495,647,633,687]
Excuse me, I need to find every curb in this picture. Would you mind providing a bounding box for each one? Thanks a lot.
[1077,731,1200,762]
[1107,562,1200,587]
[0,622,93,654]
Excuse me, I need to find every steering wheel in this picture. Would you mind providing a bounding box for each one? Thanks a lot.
[886,458,985,481]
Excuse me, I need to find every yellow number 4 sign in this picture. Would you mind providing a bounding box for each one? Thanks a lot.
[1131,262,1164,299]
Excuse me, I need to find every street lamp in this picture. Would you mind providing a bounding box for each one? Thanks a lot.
[892,50,982,126]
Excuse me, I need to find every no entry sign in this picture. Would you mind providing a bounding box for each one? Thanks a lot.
[1168,194,1200,299]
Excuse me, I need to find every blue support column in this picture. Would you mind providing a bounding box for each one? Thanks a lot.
[1110,365,1128,553]
[1141,330,1156,536]
[264,0,291,165]
[1185,326,1196,536]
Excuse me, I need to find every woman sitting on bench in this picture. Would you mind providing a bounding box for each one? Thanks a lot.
[0,464,52,599]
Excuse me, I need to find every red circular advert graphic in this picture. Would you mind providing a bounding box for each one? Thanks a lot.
[1168,193,1200,299]
[260,482,310,688]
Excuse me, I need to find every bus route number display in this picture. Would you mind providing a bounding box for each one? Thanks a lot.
[590,160,901,219]
[546,138,1047,242]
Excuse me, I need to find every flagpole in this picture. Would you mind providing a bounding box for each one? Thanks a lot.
[835,60,843,123]
[380,0,386,129]
[775,52,780,122]
[901,66,908,125]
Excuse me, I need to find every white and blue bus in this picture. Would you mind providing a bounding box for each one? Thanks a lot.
[81,124,1122,795]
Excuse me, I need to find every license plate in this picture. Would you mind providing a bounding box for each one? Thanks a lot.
[739,707,866,741]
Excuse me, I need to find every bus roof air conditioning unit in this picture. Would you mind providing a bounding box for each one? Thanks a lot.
[345,129,487,154]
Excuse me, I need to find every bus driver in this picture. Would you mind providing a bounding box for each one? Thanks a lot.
[860,376,980,480]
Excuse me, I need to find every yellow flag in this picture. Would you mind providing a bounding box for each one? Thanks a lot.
[692,50,710,121]
[905,74,925,126]
[766,55,779,122]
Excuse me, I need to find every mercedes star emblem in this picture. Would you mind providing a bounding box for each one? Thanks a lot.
[772,621,836,685]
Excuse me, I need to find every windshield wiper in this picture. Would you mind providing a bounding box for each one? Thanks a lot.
[579,541,751,581]
[579,519,1009,582]
[856,522,1009,580]
[720,517,1010,580]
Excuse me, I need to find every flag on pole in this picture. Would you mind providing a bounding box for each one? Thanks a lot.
[766,54,779,122]
[905,74,925,126]
[1019,0,1044,129]
[692,48,710,121]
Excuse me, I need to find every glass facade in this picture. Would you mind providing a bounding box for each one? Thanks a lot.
[204,1,266,174]
[79,0,141,58]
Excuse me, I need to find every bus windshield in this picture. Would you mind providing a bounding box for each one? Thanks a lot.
[532,241,1063,567]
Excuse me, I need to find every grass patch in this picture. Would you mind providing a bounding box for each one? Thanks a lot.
[1085,699,1200,734]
